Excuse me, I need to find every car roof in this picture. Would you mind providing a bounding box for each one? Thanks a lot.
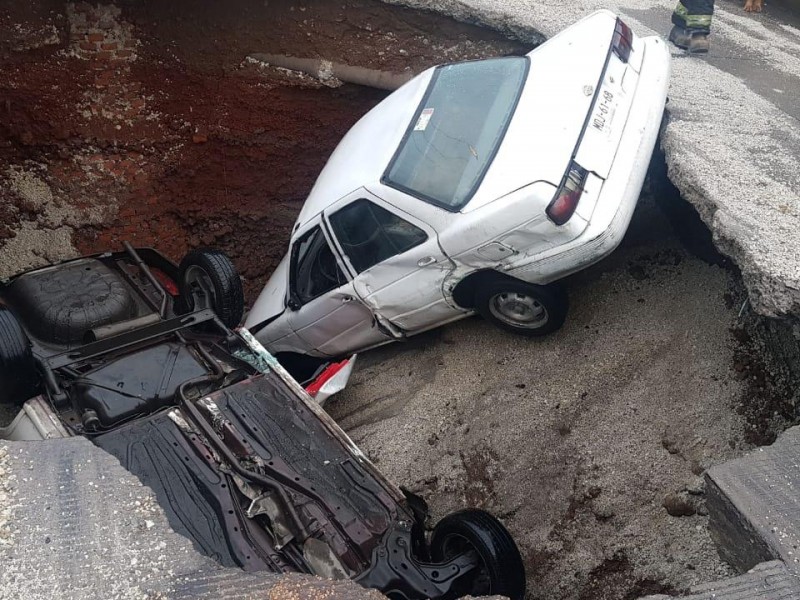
[294,68,435,231]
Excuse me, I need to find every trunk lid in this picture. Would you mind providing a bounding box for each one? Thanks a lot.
[467,11,621,211]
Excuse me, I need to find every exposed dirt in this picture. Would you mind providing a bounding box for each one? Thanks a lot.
[0,0,528,300]
[326,187,795,600]
[2,2,797,600]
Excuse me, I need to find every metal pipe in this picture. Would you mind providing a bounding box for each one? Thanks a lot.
[123,241,168,318]
[248,53,415,91]
[85,313,162,342]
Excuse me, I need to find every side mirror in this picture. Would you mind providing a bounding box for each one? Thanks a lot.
[287,298,300,311]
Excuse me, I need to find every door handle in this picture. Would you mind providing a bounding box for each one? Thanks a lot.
[417,256,437,267]
[342,295,354,303]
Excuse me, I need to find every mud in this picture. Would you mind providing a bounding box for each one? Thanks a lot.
[0,0,528,300]
[1,2,797,600]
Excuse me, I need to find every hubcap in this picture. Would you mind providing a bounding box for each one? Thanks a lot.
[184,265,216,311]
[489,291,548,329]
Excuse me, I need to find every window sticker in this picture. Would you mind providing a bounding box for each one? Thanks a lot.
[413,108,435,132]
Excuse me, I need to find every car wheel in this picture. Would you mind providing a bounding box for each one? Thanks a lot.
[178,249,244,329]
[475,278,567,337]
[0,308,40,405]
[430,509,526,600]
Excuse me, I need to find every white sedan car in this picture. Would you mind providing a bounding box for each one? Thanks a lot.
[246,10,670,359]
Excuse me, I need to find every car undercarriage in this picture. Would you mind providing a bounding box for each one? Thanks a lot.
[0,244,525,600]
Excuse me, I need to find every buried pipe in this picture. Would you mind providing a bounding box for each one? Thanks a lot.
[248,53,415,91]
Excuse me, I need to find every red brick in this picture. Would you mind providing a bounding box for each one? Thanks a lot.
[87,32,105,42]
[95,70,113,84]
[79,41,97,51]
[116,49,135,58]
[96,50,114,60]
[192,133,208,144]
[100,42,118,51]
[124,39,137,48]
[130,98,145,110]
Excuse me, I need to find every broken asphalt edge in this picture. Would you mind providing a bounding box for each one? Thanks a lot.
[0,438,385,600]
[639,425,800,599]
[384,0,800,324]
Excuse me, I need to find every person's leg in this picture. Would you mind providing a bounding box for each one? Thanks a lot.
[670,0,714,53]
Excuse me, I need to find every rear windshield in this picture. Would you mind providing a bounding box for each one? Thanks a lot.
[383,57,528,211]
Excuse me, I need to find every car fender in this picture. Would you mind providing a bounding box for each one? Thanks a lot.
[245,253,290,334]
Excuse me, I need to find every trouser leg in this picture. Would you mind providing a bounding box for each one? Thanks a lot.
[672,0,714,33]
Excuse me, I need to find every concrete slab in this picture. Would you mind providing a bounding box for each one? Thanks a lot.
[638,435,800,600]
[705,425,800,573]
[0,439,381,600]
[386,0,800,321]
[638,560,800,600]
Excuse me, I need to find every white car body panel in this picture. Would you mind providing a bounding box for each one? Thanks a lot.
[323,190,458,332]
[507,36,671,284]
[245,10,671,358]
[248,253,290,324]
[293,72,435,232]
[466,11,615,211]
[0,396,71,441]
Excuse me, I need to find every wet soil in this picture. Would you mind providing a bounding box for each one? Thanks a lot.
[0,0,528,300]
[1,2,796,600]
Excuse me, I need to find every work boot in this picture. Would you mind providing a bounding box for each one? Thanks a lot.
[668,25,710,54]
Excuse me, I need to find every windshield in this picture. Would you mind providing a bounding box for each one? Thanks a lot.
[383,57,528,211]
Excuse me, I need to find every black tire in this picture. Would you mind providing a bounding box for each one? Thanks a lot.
[431,509,526,600]
[178,248,244,329]
[6,258,135,345]
[0,308,40,405]
[475,277,567,337]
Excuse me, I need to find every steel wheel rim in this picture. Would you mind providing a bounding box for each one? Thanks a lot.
[184,265,217,310]
[488,291,549,329]
[440,533,491,595]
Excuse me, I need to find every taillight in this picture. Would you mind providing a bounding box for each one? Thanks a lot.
[547,163,588,226]
[305,359,350,397]
[150,267,179,296]
[612,18,633,63]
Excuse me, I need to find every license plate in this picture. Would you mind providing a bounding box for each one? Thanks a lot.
[591,88,617,134]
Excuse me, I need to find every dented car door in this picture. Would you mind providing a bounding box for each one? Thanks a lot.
[285,219,392,356]
[323,189,460,334]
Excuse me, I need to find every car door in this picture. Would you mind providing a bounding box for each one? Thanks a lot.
[285,219,392,357]
[323,189,460,333]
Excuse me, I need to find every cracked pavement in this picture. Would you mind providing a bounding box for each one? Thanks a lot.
[386,0,800,321]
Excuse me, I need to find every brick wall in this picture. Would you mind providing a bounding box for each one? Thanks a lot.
[67,2,138,62]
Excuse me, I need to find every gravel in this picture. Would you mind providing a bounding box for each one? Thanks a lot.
[0,166,111,280]
[327,195,755,599]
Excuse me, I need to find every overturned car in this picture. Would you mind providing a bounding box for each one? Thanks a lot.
[0,245,525,600]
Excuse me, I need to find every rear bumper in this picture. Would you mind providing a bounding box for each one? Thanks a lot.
[506,36,671,284]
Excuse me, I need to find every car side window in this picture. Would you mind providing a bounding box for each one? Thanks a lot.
[291,226,347,305]
[329,199,428,274]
